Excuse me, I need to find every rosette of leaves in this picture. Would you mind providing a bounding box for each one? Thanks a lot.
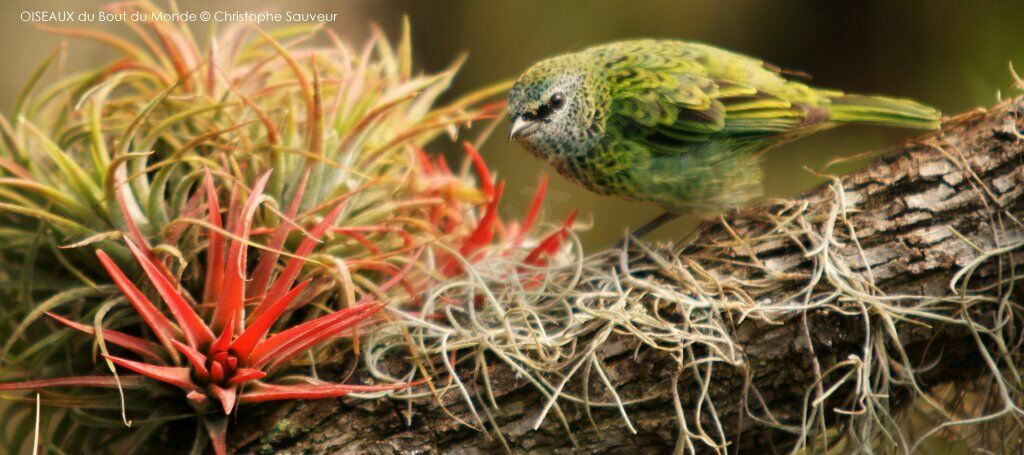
[0,3,520,452]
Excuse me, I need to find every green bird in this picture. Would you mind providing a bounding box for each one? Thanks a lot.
[507,40,941,239]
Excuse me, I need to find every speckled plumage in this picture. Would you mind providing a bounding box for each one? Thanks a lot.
[508,40,941,214]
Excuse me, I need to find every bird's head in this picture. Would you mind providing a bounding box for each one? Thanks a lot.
[508,54,607,159]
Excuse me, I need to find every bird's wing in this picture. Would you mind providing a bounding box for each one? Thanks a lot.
[605,49,817,155]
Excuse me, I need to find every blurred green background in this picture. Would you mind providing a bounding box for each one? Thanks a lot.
[2,0,1022,249]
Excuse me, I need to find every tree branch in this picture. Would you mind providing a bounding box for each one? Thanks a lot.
[234,98,1024,453]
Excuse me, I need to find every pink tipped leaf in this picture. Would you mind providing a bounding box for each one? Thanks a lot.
[211,171,272,332]
[95,249,182,354]
[462,142,494,197]
[210,310,236,355]
[202,169,225,305]
[103,354,199,391]
[46,312,164,362]
[231,279,311,361]
[513,175,549,247]
[124,238,214,348]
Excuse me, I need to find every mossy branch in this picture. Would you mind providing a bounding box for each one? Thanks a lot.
[236,98,1024,453]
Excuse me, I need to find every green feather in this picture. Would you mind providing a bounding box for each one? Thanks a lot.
[507,39,942,214]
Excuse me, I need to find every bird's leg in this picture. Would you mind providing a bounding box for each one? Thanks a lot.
[672,218,714,253]
[615,211,680,250]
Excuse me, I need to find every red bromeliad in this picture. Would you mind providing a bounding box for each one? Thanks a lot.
[0,170,414,454]
[421,142,577,278]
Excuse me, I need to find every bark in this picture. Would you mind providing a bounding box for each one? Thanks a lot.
[233,98,1024,453]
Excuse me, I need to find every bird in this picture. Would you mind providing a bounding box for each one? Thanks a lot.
[506,40,941,242]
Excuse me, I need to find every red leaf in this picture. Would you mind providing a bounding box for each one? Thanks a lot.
[513,175,549,247]
[250,200,347,321]
[413,146,434,174]
[209,384,237,415]
[436,155,452,176]
[202,169,225,305]
[210,360,225,384]
[524,210,577,266]
[462,182,504,254]
[103,354,199,391]
[171,340,210,382]
[231,280,310,361]
[228,368,266,385]
[212,171,272,332]
[250,249,419,371]
[124,238,214,349]
[462,142,493,197]
[247,302,381,370]
[210,310,236,356]
[239,380,413,403]
[95,250,182,354]
[249,169,310,299]
[46,312,164,362]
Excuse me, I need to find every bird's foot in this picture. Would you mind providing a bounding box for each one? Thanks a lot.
[614,211,680,252]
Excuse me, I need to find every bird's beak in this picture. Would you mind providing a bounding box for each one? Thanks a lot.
[509,116,539,141]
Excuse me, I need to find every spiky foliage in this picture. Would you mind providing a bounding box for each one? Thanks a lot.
[0,3,580,453]
[2,171,414,454]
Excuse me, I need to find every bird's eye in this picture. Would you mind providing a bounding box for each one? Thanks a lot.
[549,93,566,110]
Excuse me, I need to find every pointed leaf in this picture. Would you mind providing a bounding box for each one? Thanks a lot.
[459,181,504,258]
[210,308,235,356]
[211,171,271,332]
[239,380,412,403]
[462,142,494,197]
[103,354,199,391]
[95,250,181,353]
[249,169,310,299]
[170,340,210,382]
[114,174,149,254]
[124,238,214,348]
[251,200,346,320]
[209,384,237,415]
[0,375,146,391]
[524,210,577,266]
[202,169,225,305]
[46,312,163,362]
[228,368,266,385]
[248,237,416,374]
[231,279,310,361]
[248,302,381,370]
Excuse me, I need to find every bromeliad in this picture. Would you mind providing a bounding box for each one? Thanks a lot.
[0,170,414,454]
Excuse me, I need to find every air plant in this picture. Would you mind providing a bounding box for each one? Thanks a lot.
[1,170,415,454]
[0,2,577,453]
[418,142,577,278]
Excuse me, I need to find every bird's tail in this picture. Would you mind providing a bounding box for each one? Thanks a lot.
[827,94,941,130]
